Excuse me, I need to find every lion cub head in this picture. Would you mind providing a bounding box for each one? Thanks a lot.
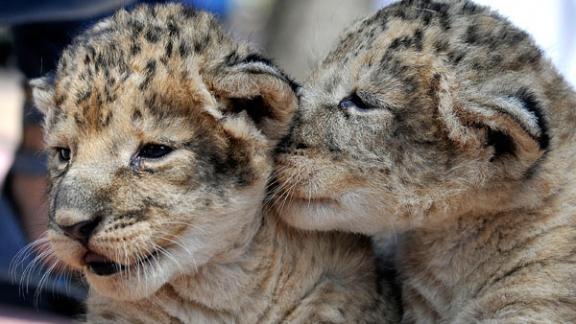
[32,4,297,301]
[273,0,576,234]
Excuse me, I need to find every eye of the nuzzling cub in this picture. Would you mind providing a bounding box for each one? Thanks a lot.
[338,92,372,112]
[137,143,174,159]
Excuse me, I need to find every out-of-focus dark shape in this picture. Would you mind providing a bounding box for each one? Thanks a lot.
[0,0,138,25]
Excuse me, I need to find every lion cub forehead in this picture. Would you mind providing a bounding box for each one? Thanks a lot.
[48,3,232,134]
[319,0,540,82]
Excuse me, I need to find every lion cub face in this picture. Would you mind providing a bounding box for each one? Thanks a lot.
[32,4,296,301]
[274,0,559,234]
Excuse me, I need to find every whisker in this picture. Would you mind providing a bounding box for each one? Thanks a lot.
[33,258,60,307]
[10,235,51,281]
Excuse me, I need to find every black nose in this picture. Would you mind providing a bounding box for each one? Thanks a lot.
[59,217,101,245]
[275,134,292,154]
[275,136,309,154]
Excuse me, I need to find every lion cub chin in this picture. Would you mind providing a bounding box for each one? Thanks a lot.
[32,4,399,323]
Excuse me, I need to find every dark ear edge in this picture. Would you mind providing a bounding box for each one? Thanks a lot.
[29,75,56,114]
[210,54,300,142]
[514,87,550,150]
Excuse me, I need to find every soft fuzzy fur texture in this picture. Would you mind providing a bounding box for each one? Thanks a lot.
[273,0,576,322]
[32,4,399,323]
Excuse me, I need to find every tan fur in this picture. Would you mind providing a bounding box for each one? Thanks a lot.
[273,0,576,322]
[31,4,399,323]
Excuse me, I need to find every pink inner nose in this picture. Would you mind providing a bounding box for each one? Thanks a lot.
[58,215,102,245]
[84,251,112,264]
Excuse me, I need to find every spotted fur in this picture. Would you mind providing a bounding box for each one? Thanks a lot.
[31,4,399,323]
[273,0,576,322]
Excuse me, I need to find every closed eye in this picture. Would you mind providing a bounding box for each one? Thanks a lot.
[137,143,173,159]
[338,92,371,111]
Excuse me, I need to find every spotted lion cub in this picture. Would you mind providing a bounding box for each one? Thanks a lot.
[31,4,399,323]
[274,0,576,322]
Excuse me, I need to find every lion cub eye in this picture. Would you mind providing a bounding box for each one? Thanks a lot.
[138,144,173,159]
[338,93,371,112]
[58,147,71,162]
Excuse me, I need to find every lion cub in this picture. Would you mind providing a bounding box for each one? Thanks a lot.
[274,0,576,322]
[31,4,399,323]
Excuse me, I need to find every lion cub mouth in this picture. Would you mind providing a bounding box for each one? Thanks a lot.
[84,251,158,276]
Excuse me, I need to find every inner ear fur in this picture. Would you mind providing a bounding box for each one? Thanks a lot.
[30,76,55,114]
[208,61,299,143]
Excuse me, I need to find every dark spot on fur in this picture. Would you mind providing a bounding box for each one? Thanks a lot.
[86,45,97,61]
[95,53,105,70]
[514,49,542,68]
[413,29,423,51]
[421,11,433,26]
[100,111,113,128]
[403,77,418,94]
[447,51,466,65]
[75,89,92,104]
[145,26,162,43]
[165,41,173,58]
[388,31,423,52]
[224,51,240,65]
[131,109,142,122]
[146,5,157,18]
[194,34,211,53]
[434,40,449,53]
[129,20,144,37]
[461,1,481,14]
[178,42,190,57]
[54,94,67,106]
[130,44,141,56]
[139,60,157,90]
[193,40,204,53]
[389,37,403,50]
[167,21,179,36]
[327,138,342,154]
[431,2,452,30]
[464,25,479,44]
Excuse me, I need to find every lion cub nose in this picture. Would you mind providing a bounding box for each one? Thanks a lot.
[56,210,101,245]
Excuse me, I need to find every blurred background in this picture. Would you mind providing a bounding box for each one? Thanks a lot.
[0,0,574,322]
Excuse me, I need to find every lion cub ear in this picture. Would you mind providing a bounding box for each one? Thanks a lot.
[29,75,56,115]
[209,53,299,143]
[436,74,549,165]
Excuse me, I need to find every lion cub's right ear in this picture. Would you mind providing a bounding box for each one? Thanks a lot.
[208,53,300,144]
[29,76,55,115]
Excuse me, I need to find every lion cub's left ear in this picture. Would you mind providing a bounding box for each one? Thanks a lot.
[29,76,56,115]
[458,88,550,164]
[208,53,299,143]
[437,73,549,167]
